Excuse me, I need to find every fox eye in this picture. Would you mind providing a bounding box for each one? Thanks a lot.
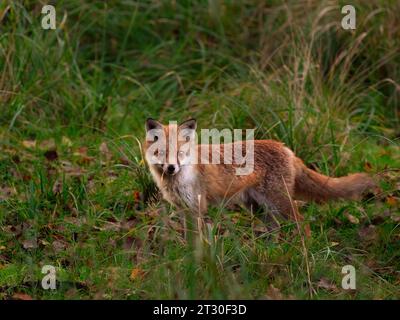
[154,135,158,141]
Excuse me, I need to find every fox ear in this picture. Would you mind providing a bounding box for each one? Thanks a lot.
[179,119,197,131]
[145,118,162,132]
[179,119,197,142]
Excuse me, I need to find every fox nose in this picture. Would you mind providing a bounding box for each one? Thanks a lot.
[167,165,175,174]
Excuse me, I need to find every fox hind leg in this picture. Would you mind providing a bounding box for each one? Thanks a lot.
[243,188,284,229]
[264,190,311,237]
[243,187,306,227]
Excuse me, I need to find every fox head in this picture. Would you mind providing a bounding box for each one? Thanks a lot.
[144,118,197,176]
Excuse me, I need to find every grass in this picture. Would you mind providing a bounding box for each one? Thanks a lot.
[0,0,399,299]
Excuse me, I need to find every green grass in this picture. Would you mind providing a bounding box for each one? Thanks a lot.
[0,0,399,299]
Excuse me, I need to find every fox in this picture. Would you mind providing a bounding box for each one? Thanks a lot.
[144,118,376,225]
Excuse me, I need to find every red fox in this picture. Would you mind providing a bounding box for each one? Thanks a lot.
[144,118,376,224]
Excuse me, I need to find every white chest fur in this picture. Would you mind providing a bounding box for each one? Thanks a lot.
[172,165,199,210]
[149,164,200,211]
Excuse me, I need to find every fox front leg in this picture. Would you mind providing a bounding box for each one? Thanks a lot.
[185,192,208,216]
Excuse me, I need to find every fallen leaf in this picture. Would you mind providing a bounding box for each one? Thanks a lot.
[22,238,38,250]
[344,212,359,224]
[61,161,86,177]
[129,268,144,281]
[99,142,112,161]
[265,284,284,300]
[22,140,36,149]
[253,223,269,234]
[74,146,95,164]
[75,146,88,155]
[40,239,50,246]
[39,139,56,151]
[61,136,72,147]
[133,190,141,203]
[52,240,67,253]
[122,236,135,251]
[12,293,33,300]
[119,155,130,165]
[386,196,398,207]
[64,216,86,227]
[22,174,32,182]
[52,179,63,194]
[317,277,338,292]
[364,161,373,172]
[333,217,343,226]
[358,225,378,242]
[94,221,121,232]
[2,224,23,236]
[391,214,400,223]
[0,186,17,200]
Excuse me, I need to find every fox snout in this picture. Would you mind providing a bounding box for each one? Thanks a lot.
[163,163,180,175]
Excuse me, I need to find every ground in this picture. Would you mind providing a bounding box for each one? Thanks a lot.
[0,1,399,299]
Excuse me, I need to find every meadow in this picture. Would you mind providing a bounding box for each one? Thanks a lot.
[0,0,399,299]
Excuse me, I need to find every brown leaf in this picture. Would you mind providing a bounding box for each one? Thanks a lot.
[133,190,141,204]
[358,225,378,242]
[122,236,135,251]
[129,268,145,281]
[52,240,67,253]
[39,139,56,151]
[344,212,359,224]
[364,161,373,172]
[52,179,63,194]
[86,176,96,194]
[386,196,398,207]
[76,146,88,155]
[317,277,338,292]
[333,217,343,226]
[61,161,86,177]
[22,140,36,149]
[74,147,94,164]
[94,221,121,232]
[99,142,112,161]
[22,238,38,250]
[253,224,269,233]
[265,284,284,300]
[3,224,23,236]
[64,216,86,227]
[0,186,17,200]
[12,293,33,300]
[390,213,400,223]
[119,155,130,165]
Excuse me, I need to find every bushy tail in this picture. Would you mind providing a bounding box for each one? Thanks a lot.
[294,158,376,202]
